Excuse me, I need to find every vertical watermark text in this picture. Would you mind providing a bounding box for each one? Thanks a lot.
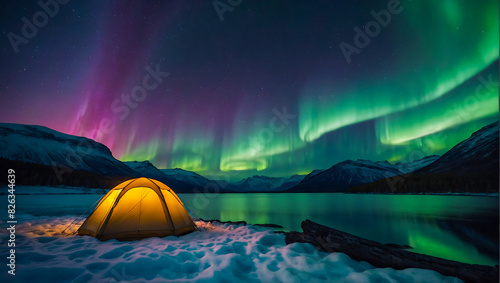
[6,169,16,276]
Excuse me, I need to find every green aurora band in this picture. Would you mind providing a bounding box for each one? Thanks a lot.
[299,0,498,143]
[122,0,498,178]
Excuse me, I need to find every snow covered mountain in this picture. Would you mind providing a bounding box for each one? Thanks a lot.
[0,124,222,192]
[124,162,207,193]
[351,122,499,193]
[393,155,440,174]
[0,123,140,188]
[160,168,213,188]
[229,174,306,192]
[124,161,169,181]
[272,174,307,191]
[0,123,137,177]
[417,122,498,174]
[287,160,402,192]
[123,162,232,193]
[125,162,244,193]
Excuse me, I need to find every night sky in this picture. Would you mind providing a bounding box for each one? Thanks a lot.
[0,0,498,179]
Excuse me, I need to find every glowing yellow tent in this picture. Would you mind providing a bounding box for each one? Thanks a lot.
[77,177,196,240]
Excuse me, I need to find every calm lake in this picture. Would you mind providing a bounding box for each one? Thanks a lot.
[14,193,499,266]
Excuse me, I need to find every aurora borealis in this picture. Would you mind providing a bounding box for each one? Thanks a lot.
[0,0,498,179]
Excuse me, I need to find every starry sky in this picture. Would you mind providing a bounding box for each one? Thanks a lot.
[0,0,498,179]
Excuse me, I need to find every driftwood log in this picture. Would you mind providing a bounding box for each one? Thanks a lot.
[285,220,498,283]
[197,219,283,228]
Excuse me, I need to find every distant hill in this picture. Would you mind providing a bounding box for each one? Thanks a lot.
[350,122,499,193]
[124,161,170,181]
[160,168,214,189]
[124,161,218,193]
[393,155,440,174]
[226,174,305,192]
[286,159,403,193]
[123,162,227,193]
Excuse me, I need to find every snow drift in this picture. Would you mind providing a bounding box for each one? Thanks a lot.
[0,217,462,282]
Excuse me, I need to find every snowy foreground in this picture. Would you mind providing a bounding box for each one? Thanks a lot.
[1,217,462,283]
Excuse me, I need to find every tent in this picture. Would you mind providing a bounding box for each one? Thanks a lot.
[77,177,196,240]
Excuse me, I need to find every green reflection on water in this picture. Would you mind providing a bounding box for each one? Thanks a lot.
[181,193,499,266]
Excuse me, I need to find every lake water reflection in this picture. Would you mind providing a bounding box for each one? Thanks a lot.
[180,193,499,266]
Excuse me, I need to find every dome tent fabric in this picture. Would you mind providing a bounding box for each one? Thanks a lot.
[77,177,196,240]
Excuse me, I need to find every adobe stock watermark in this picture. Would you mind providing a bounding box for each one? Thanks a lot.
[6,169,16,276]
[7,0,71,54]
[232,106,296,159]
[430,73,498,156]
[339,0,403,64]
[212,0,243,22]
[442,74,498,126]
[111,64,169,120]
[190,106,296,212]
[384,148,429,193]
[51,63,169,183]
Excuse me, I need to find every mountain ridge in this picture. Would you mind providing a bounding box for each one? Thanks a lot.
[350,122,499,193]
[286,159,404,193]
[1,122,496,194]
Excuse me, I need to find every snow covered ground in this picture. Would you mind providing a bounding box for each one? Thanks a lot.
[0,216,462,282]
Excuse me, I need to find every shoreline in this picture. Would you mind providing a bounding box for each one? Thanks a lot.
[3,185,499,196]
